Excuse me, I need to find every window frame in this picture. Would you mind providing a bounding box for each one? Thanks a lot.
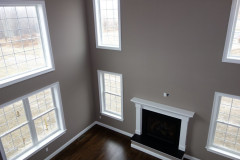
[0,1,55,88]
[206,92,240,160]
[97,70,123,121]
[222,0,240,64]
[93,0,122,51]
[0,82,66,160]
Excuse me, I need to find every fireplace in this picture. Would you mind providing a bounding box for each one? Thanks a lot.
[130,97,194,160]
[142,109,181,148]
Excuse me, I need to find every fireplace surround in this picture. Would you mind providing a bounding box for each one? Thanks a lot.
[131,97,194,160]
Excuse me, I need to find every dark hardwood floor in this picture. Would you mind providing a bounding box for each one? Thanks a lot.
[52,125,189,160]
[52,125,160,160]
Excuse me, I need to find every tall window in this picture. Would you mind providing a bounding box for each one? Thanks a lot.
[223,0,240,64]
[0,1,54,88]
[93,0,121,50]
[206,92,240,159]
[98,70,123,121]
[0,82,66,160]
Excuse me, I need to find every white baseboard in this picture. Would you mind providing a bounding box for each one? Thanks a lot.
[44,121,199,160]
[183,154,200,160]
[95,121,133,137]
[44,121,97,160]
[131,143,172,160]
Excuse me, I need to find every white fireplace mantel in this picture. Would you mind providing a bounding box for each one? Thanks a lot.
[131,97,195,151]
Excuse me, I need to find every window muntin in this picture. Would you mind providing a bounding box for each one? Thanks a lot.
[0,2,54,88]
[0,83,65,160]
[28,88,55,118]
[98,70,123,121]
[93,0,121,50]
[223,0,240,63]
[1,124,32,160]
[207,92,240,159]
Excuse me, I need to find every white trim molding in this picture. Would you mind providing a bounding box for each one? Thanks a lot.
[0,1,55,88]
[95,121,133,137]
[183,154,201,160]
[206,92,240,160]
[0,82,66,160]
[131,97,195,151]
[97,70,124,121]
[45,121,133,160]
[222,0,240,64]
[45,122,97,160]
[93,0,121,50]
[45,121,199,160]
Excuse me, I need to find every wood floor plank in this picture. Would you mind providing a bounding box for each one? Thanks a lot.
[52,125,160,160]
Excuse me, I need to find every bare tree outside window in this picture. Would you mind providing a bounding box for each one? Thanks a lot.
[0,6,46,80]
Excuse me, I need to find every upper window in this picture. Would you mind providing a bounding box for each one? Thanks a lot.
[206,92,240,159]
[0,82,66,160]
[223,0,240,64]
[98,70,123,121]
[0,1,54,88]
[93,0,121,50]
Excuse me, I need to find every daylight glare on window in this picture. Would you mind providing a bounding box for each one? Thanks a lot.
[103,73,122,115]
[94,0,121,49]
[214,96,240,152]
[229,7,240,59]
[0,5,53,87]
[98,70,123,121]
[0,84,64,160]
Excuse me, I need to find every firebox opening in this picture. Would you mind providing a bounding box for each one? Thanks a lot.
[142,109,181,148]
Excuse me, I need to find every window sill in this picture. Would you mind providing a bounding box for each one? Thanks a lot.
[96,45,121,51]
[222,57,240,64]
[0,66,55,88]
[16,129,66,160]
[101,112,123,121]
[206,145,240,160]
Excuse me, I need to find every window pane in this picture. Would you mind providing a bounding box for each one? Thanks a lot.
[16,7,27,18]
[214,137,224,146]
[99,71,123,120]
[29,88,55,118]
[4,7,17,19]
[104,73,121,95]
[34,110,58,141]
[104,93,121,115]
[94,0,120,48]
[214,95,240,153]
[229,6,240,58]
[0,6,46,80]
[0,100,27,135]
[1,124,32,160]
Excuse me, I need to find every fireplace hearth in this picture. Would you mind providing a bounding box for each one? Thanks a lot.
[131,97,194,160]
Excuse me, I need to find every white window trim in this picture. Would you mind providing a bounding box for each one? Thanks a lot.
[93,0,122,51]
[206,92,240,160]
[97,70,123,121]
[0,1,55,88]
[222,0,240,64]
[0,82,66,160]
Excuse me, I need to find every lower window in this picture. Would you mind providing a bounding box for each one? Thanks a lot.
[97,70,123,121]
[0,82,66,160]
[206,92,240,159]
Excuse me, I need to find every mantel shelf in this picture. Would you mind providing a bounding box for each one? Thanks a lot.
[131,97,195,119]
[131,97,195,152]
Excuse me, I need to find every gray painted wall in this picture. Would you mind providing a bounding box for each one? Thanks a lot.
[0,0,95,159]
[1,0,240,159]
[86,0,240,159]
